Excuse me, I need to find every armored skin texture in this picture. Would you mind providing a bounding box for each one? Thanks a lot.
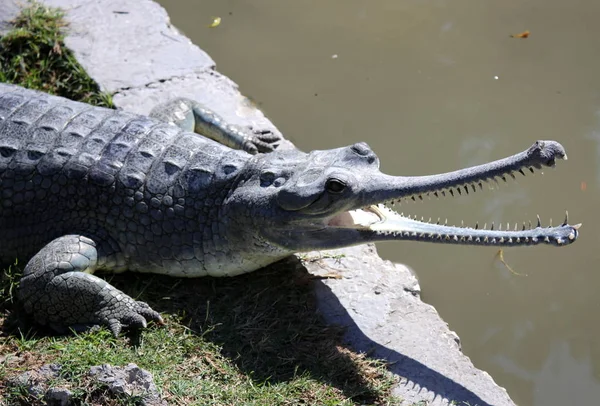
[0,83,580,335]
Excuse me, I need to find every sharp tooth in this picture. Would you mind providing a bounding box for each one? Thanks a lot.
[475,222,479,230]
[476,237,481,243]
[544,237,550,242]
[501,176,507,182]
[573,223,582,230]
[514,223,518,231]
[471,184,477,192]
[536,215,542,228]
[428,217,432,223]
[418,194,423,200]
[532,237,538,243]
[457,188,462,195]
[569,232,576,240]
[449,189,455,197]
[484,237,489,243]
[490,222,495,231]
[437,217,441,225]
[453,235,459,241]
[434,191,439,198]
[507,222,510,231]
[516,237,521,243]
[464,185,469,194]
[549,218,553,227]
[563,211,569,226]
[519,169,526,176]
[445,218,448,226]
[483,223,487,230]
[509,172,516,180]
[478,182,483,190]
[411,196,416,202]
[442,190,446,197]
[468,236,473,242]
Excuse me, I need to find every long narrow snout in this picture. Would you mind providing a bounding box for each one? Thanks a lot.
[358,140,567,206]
[322,140,580,249]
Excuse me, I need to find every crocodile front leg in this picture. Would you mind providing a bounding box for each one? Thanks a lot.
[18,235,163,336]
[150,97,282,154]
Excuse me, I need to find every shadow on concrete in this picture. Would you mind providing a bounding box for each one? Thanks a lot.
[313,278,494,406]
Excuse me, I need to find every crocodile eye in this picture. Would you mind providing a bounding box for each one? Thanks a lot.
[326,178,346,194]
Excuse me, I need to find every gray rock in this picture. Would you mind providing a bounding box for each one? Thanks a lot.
[7,363,62,398]
[89,363,166,406]
[46,387,74,406]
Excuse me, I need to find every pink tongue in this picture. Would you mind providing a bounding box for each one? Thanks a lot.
[328,212,355,227]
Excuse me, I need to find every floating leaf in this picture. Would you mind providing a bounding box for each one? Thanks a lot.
[208,17,221,28]
[510,30,530,39]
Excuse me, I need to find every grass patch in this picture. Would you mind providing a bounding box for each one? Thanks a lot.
[0,2,401,405]
[1,259,400,405]
[0,0,113,106]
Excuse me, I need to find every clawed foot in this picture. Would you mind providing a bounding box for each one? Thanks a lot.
[95,298,164,337]
[242,128,283,154]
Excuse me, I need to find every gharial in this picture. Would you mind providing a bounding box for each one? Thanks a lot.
[0,83,580,336]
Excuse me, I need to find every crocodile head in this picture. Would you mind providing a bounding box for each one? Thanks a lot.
[226,140,580,257]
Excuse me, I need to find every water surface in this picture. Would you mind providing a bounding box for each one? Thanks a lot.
[157,1,600,404]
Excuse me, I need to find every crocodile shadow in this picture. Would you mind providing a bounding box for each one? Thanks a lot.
[134,255,493,405]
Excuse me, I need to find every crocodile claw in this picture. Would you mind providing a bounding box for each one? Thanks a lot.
[97,299,164,337]
[243,129,283,154]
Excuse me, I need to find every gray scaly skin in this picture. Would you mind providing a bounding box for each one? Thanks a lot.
[0,83,580,336]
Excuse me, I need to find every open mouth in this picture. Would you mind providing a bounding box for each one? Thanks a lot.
[314,140,581,247]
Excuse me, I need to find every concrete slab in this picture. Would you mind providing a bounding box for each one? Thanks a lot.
[44,0,215,92]
[0,0,20,35]
[304,245,514,405]
[0,1,517,404]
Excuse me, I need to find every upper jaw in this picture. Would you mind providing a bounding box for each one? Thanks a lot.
[355,140,570,209]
